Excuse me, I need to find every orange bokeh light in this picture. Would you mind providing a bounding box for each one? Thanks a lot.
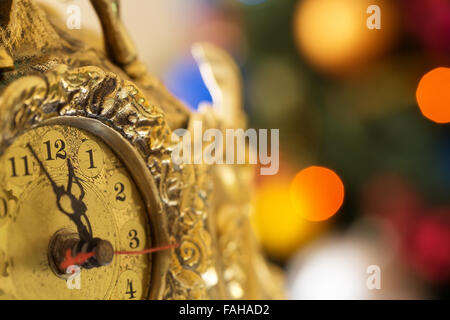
[289,166,344,222]
[416,67,450,124]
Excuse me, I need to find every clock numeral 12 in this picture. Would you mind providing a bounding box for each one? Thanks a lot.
[44,139,67,161]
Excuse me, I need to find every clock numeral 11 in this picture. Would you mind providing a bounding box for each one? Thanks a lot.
[8,156,31,177]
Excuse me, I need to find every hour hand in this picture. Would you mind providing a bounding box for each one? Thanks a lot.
[64,158,92,242]
[26,143,62,196]
[26,143,93,242]
[66,158,85,202]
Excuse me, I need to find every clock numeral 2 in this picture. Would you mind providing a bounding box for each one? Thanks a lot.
[44,139,67,161]
[9,156,31,177]
[114,182,126,202]
[126,279,137,299]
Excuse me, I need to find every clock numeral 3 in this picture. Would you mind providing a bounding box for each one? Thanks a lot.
[128,229,140,249]
[78,140,104,177]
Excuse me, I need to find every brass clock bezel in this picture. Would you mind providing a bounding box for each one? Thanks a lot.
[0,116,169,300]
[0,64,179,299]
[33,116,169,300]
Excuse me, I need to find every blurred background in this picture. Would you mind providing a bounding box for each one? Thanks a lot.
[45,0,449,299]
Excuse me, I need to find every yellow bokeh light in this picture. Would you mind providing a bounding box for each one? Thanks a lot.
[294,0,398,74]
[251,177,321,260]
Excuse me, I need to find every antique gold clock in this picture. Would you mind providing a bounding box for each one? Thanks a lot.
[0,0,283,300]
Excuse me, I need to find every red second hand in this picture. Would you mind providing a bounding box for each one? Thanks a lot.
[60,249,95,270]
[59,243,179,271]
[114,244,178,255]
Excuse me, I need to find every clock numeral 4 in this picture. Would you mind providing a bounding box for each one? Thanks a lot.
[118,270,142,300]
[126,279,137,299]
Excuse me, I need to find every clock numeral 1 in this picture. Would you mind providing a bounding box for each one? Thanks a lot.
[78,140,103,177]
[9,156,31,177]
[86,149,97,169]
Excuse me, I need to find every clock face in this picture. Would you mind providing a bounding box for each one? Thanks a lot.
[0,124,152,299]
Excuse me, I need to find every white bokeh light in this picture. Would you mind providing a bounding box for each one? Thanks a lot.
[287,236,371,299]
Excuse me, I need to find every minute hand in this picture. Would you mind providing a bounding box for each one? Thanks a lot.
[26,143,93,243]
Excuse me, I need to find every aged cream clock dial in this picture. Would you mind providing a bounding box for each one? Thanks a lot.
[0,123,152,299]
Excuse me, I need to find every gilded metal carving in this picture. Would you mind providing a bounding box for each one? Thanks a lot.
[0,0,283,300]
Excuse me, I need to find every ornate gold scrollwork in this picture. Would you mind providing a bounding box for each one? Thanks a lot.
[0,0,284,300]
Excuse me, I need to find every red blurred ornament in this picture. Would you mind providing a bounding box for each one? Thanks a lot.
[402,0,450,55]
[362,174,424,229]
[406,208,450,283]
[362,174,450,283]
